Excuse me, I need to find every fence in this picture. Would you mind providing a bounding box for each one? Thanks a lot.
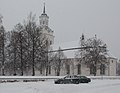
[0,76,120,83]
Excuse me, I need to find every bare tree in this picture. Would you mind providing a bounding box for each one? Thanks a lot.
[1,13,49,76]
[76,34,108,76]
[52,47,66,76]
[0,16,6,75]
[45,46,56,75]
[13,23,27,75]
[6,23,27,76]
[6,31,20,75]
[23,13,47,76]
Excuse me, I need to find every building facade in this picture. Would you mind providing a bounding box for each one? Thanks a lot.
[36,4,117,76]
[39,3,54,46]
[48,57,117,76]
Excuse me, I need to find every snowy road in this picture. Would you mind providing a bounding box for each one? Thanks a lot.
[0,80,120,93]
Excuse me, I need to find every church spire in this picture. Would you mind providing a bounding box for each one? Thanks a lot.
[39,2,49,27]
[43,3,46,14]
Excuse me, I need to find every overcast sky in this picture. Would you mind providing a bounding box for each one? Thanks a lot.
[0,0,120,59]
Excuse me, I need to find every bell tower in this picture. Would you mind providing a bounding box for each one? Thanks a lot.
[39,3,54,45]
[39,3,49,27]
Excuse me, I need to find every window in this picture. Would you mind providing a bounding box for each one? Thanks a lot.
[40,67,42,74]
[100,64,105,75]
[77,64,81,74]
[90,64,95,75]
[66,64,70,75]
[43,21,45,24]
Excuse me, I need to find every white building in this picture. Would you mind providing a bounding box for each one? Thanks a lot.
[37,4,117,76]
[47,57,117,76]
[39,3,54,45]
[107,57,117,76]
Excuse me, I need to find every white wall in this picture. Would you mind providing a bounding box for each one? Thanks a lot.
[108,57,117,76]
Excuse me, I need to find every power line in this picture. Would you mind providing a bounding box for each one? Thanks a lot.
[48,46,106,53]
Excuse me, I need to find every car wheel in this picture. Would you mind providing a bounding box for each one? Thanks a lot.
[75,81,79,84]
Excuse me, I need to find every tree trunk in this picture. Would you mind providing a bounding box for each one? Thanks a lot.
[13,45,16,76]
[20,36,23,76]
[32,38,35,76]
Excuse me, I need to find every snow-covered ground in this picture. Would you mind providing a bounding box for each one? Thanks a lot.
[0,79,120,93]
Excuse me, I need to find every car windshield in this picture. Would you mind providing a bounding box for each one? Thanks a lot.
[80,76,87,78]
[64,75,78,79]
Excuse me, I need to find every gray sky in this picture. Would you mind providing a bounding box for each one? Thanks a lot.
[0,0,120,59]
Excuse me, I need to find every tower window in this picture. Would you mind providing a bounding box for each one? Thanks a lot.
[43,21,45,24]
